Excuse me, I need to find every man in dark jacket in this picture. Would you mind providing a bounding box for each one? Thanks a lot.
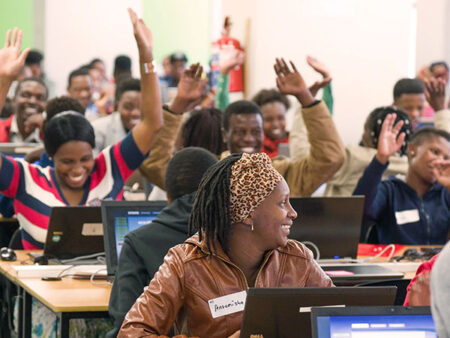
[107,147,218,337]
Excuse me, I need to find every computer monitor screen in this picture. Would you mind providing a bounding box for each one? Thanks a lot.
[113,208,161,258]
[101,200,167,275]
[313,306,436,338]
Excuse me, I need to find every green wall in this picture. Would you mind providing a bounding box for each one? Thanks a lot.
[0,0,34,49]
[0,0,212,65]
[143,0,212,66]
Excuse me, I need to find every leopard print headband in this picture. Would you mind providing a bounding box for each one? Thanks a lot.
[229,153,283,224]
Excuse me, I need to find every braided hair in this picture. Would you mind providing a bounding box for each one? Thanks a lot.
[188,153,242,255]
[181,108,226,156]
[365,106,413,156]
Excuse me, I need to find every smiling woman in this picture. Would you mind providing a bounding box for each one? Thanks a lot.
[0,9,163,250]
[119,152,333,338]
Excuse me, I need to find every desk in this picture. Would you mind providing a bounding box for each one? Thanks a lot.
[0,251,111,337]
[357,244,443,279]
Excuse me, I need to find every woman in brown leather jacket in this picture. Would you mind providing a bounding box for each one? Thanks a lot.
[119,152,332,338]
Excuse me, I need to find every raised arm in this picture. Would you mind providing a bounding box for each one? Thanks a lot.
[424,77,446,112]
[424,77,450,132]
[374,113,405,165]
[214,48,244,111]
[274,58,315,107]
[290,56,333,161]
[274,58,345,196]
[128,8,163,154]
[306,56,332,99]
[354,114,405,214]
[139,64,206,189]
[0,28,30,169]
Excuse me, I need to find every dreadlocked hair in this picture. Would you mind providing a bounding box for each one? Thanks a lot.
[188,153,243,255]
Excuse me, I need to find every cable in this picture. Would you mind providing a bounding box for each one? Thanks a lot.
[89,268,112,286]
[60,252,105,264]
[57,265,77,279]
[302,241,320,260]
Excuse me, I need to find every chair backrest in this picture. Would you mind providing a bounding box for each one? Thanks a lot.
[358,279,410,305]
[8,228,23,250]
[360,219,379,243]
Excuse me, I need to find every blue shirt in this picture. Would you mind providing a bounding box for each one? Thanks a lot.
[353,156,450,244]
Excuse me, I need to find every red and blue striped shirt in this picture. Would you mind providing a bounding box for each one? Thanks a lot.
[0,133,145,249]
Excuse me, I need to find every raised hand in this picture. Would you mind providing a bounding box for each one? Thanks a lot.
[416,65,432,83]
[376,113,405,164]
[219,46,244,75]
[432,159,450,189]
[307,55,332,98]
[274,58,314,106]
[23,113,45,135]
[306,55,330,78]
[171,63,207,113]
[128,8,153,62]
[0,28,30,81]
[424,77,446,111]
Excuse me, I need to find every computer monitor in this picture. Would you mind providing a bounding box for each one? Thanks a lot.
[101,200,167,275]
[240,286,396,338]
[311,306,436,338]
[44,206,103,260]
[289,196,364,260]
[0,142,40,157]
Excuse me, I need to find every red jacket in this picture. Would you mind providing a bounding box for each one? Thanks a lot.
[0,115,13,142]
[261,133,289,159]
[403,254,439,305]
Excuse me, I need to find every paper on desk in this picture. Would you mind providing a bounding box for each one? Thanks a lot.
[12,265,107,278]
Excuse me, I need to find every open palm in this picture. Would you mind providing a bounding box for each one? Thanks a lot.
[128,8,153,61]
[377,113,405,162]
[306,55,330,78]
[0,28,30,80]
[274,58,306,97]
[177,63,206,106]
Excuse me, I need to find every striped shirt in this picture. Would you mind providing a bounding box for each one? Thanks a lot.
[0,133,145,249]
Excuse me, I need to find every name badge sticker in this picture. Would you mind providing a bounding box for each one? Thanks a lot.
[395,209,420,225]
[208,290,247,318]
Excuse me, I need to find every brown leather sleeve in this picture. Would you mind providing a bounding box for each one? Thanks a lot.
[118,247,186,337]
[139,109,184,190]
[305,253,334,287]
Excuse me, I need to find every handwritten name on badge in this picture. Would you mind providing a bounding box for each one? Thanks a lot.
[208,291,247,318]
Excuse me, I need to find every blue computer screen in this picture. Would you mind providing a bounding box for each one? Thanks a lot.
[114,209,161,258]
[316,314,437,338]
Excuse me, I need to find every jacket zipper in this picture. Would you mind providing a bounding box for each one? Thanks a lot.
[215,255,249,289]
[253,252,274,286]
[203,248,274,289]
[419,199,431,244]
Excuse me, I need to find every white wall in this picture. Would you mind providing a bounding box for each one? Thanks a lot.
[416,0,450,68]
[44,0,142,96]
[41,0,450,144]
[221,0,416,145]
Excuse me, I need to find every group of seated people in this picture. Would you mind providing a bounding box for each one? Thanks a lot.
[0,7,449,337]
